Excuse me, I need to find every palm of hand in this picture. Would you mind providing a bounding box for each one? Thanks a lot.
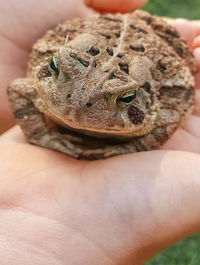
[1,1,200,264]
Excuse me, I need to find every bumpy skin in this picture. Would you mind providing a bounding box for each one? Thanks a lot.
[7,10,195,160]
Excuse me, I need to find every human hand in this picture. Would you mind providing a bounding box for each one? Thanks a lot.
[1,1,200,264]
[1,127,200,265]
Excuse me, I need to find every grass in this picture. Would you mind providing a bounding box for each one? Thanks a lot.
[141,1,200,264]
[142,0,200,20]
[145,234,200,265]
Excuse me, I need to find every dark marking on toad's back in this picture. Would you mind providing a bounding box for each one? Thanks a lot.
[115,32,121,38]
[118,62,129,74]
[99,32,111,39]
[141,15,153,24]
[159,85,186,98]
[87,46,100,56]
[108,72,120,80]
[129,45,145,52]
[102,17,122,23]
[184,87,194,101]
[156,60,167,72]
[140,82,151,93]
[129,24,148,34]
[106,47,114,56]
[117,53,125,58]
[165,28,180,38]
[70,53,89,67]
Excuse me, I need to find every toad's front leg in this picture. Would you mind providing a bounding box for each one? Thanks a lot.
[7,78,84,158]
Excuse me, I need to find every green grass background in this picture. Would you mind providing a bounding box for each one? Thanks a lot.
[142,0,200,19]
[141,1,200,264]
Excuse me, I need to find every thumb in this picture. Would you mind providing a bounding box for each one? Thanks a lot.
[84,0,148,13]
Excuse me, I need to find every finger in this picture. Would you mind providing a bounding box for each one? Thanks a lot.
[192,35,200,49]
[191,20,200,37]
[162,127,200,153]
[0,0,92,50]
[195,73,200,90]
[193,89,200,115]
[194,48,200,89]
[0,35,28,133]
[84,0,148,13]
[194,48,200,68]
[181,115,200,142]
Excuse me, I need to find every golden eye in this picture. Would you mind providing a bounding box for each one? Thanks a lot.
[117,90,136,104]
[49,55,59,78]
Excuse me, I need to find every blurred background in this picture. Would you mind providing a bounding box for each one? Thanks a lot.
[143,1,200,264]
[142,0,200,19]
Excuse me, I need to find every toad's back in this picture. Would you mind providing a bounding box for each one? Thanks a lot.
[29,10,195,76]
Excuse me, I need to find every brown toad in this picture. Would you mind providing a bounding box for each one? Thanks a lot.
[7,10,196,159]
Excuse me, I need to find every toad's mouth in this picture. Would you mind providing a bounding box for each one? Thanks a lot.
[38,95,157,139]
[61,121,155,139]
[46,108,157,140]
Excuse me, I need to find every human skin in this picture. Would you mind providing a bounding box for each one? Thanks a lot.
[0,0,200,264]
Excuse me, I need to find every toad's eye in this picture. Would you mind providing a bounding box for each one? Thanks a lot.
[117,90,136,105]
[49,55,59,78]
